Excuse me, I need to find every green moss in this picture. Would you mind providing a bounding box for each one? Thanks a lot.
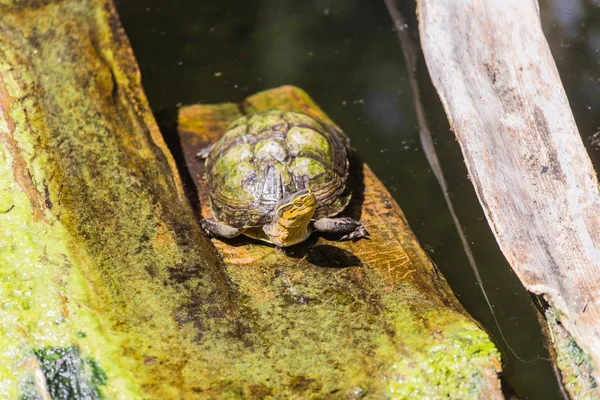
[173,88,503,397]
[546,307,598,399]
[290,157,328,179]
[386,316,499,399]
[0,144,141,398]
[0,7,501,394]
[247,111,287,133]
[286,126,332,160]
[0,1,199,397]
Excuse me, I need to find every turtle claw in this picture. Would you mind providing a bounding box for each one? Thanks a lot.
[340,225,369,241]
[199,218,242,239]
[199,219,216,238]
[313,217,369,242]
[195,144,214,160]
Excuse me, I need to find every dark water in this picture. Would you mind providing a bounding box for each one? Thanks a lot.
[113,0,595,398]
[542,0,600,171]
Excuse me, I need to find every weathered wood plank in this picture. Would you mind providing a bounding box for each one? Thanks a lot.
[419,0,600,395]
[178,86,503,399]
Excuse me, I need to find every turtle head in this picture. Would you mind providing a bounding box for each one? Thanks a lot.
[275,189,317,230]
[261,189,317,246]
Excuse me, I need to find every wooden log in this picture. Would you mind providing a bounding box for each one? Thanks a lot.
[0,0,502,397]
[418,0,600,396]
[178,86,503,398]
[0,0,232,398]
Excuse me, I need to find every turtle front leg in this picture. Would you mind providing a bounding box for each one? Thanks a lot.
[313,217,369,241]
[200,218,243,238]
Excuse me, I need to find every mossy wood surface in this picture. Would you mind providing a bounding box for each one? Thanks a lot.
[0,0,501,398]
[177,86,503,399]
[1,0,233,398]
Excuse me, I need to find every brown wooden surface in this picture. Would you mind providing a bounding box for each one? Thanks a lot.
[177,85,503,398]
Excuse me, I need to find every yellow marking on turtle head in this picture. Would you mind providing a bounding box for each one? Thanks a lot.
[277,189,317,223]
[265,191,318,247]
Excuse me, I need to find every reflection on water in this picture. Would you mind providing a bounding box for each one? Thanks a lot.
[542,0,600,170]
[113,0,593,398]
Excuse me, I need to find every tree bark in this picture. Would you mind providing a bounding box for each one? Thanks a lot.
[419,0,600,396]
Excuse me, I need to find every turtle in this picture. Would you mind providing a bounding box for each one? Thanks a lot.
[196,110,368,247]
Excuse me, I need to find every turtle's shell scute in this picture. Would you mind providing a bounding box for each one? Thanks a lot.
[205,110,351,228]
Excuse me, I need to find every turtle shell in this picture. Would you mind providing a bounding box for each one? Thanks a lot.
[204,110,352,228]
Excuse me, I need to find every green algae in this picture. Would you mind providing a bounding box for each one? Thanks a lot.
[0,145,141,399]
[0,0,222,397]
[545,307,598,399]
[178,86,503,398]
[383,293,501,399]
[0,0,502,396]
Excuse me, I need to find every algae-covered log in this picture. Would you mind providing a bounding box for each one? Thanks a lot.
[0,0,232,398]
[0,0,501,398]
[177,86,503,398]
